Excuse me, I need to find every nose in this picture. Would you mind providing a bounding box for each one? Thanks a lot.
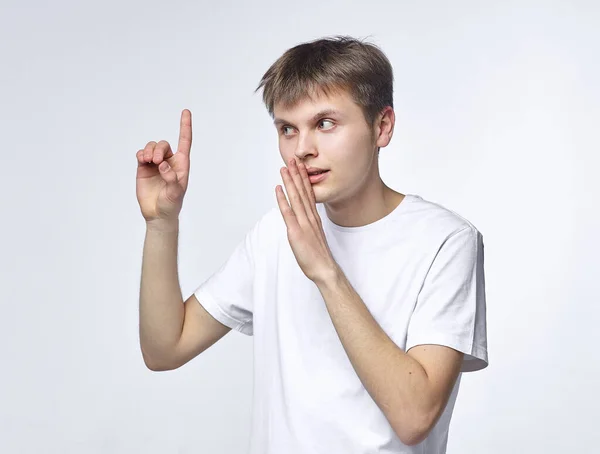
[294,131,318,161]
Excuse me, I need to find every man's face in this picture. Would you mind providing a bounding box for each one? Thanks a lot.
[273,89,382,205]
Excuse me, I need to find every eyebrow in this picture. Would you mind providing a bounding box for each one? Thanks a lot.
[273,109,342,127]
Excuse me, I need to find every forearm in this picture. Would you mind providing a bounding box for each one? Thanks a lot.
[139,219,184,365]
[315,269,432,444]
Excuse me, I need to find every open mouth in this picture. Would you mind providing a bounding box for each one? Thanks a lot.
[308,170,330,183]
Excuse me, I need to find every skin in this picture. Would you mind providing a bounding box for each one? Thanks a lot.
[273,88,406,228]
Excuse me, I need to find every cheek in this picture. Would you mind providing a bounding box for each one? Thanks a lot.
[319,131,367,160]
[278,140,294,161]
[317,132,349,157]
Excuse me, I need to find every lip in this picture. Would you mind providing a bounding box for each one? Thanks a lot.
[308,170,330,184]
[305,166,328,174]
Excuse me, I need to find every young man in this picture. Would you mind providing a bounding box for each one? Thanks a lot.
[137,36,488,453]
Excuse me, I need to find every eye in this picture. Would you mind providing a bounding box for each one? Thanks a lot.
[281,126,295,136]
[319,119,335,130]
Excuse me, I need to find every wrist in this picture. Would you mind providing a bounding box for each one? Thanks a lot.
[146,218,179,233]
[314,263,345,290]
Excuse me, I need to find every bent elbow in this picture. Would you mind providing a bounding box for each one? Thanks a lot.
[397,426,431,447]
[144,359,172,371]
[141,348,175,372]
[394,412,435,447]
[401,428,429,447]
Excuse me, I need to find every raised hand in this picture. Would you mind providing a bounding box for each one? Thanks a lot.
[136,109,193,224]
[276,159,339,284]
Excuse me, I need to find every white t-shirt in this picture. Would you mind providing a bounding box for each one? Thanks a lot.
[193,193,488,454]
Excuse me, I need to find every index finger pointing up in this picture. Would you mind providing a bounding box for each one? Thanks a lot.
[177,109,192,155]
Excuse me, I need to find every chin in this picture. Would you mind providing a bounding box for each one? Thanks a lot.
[312,188,330,205]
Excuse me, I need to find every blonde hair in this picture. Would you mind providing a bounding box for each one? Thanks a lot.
[255,35,394,127]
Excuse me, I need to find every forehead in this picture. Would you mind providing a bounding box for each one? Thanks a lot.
[273,88,361,123]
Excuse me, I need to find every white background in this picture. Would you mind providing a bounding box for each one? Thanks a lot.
[1,0,598,452]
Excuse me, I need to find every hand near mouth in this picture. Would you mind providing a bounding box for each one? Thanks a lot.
[276,159,339,284]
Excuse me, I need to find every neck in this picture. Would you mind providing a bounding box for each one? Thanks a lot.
[324,176,405,228]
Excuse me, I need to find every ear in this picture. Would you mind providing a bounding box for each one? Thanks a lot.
[375,106,395,148]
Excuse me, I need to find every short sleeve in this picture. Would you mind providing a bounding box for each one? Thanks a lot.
[193,222,258,336]
[406,226,488,372]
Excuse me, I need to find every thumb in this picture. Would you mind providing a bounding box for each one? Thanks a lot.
[159,161,183,199]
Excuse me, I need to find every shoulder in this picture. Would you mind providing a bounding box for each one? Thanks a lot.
[246,203,286,246]
[258,203,286,232]
[406,194,482,242]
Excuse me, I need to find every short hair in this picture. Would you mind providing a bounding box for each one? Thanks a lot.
[255,35,394,128]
